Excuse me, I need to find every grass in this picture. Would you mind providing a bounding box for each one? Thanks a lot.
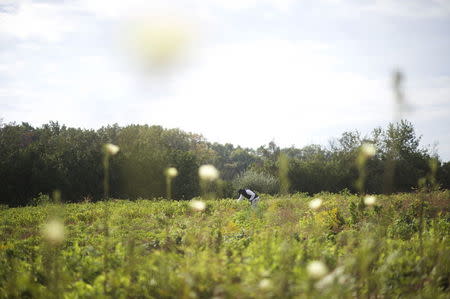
[0,191,449,298]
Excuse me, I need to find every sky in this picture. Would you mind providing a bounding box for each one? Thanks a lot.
[1,0,450,160]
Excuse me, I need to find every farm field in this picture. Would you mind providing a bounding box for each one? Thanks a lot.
[1,191,449,298]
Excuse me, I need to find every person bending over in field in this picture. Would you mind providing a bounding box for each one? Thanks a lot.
[237,188,259,207]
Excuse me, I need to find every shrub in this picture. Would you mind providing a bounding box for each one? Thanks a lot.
[30,193,52,206]
[232,170,279,195]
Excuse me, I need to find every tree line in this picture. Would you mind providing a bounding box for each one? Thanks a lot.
[0,120,449,206]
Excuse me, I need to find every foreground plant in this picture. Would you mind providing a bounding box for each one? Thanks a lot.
[0,191,448,298]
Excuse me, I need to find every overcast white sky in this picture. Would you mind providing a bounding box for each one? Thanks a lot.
[1,0,450,160]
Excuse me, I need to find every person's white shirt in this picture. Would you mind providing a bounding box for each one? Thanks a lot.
[237,189,257,201]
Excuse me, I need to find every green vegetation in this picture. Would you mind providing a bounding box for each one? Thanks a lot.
[1,192,449,298]
[1,120,449,206]
[1,118,448,297]
[232,170,279,195]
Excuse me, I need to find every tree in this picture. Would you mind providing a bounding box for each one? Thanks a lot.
[381,120,430,192]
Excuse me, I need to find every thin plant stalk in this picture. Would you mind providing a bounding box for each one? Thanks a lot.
[166,176,172,200]
[101,144,119,295]
[103,153,110,200]
[278,153,290,195]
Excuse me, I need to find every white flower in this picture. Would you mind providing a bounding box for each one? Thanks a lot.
[104,143,120,155]
[361,143,376,158]
[198,164,219,181]
[42,219,65,245]
[126,17,193,70]
[189,199,206,211]
[165,167,178,178]
[315,272,334,289]
[307,261,328,279]
[258,278,273,290]
[364,195,376,206]
[308,198,322,210]
[315,266,345,289]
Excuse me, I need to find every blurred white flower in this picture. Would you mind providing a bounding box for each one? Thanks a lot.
[198,164,219,181]
[361,143,376,158]
[258,278,273,290]
[364,195,376,206]
[42,219,65,245]
[315,266,345,289]
[307,261,328,279]
[189,199,206,211]
[125,17,194,70]
[315,272,334,289]
[104,143,120,155]
[308,198,322,210]
[165,167,178,178]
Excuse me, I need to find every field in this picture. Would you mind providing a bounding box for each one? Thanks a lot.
[1,192,449,298]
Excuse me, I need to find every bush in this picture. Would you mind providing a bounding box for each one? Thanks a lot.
[232,170,279,195]
[220,180,236,198]
[30,193,51,206]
